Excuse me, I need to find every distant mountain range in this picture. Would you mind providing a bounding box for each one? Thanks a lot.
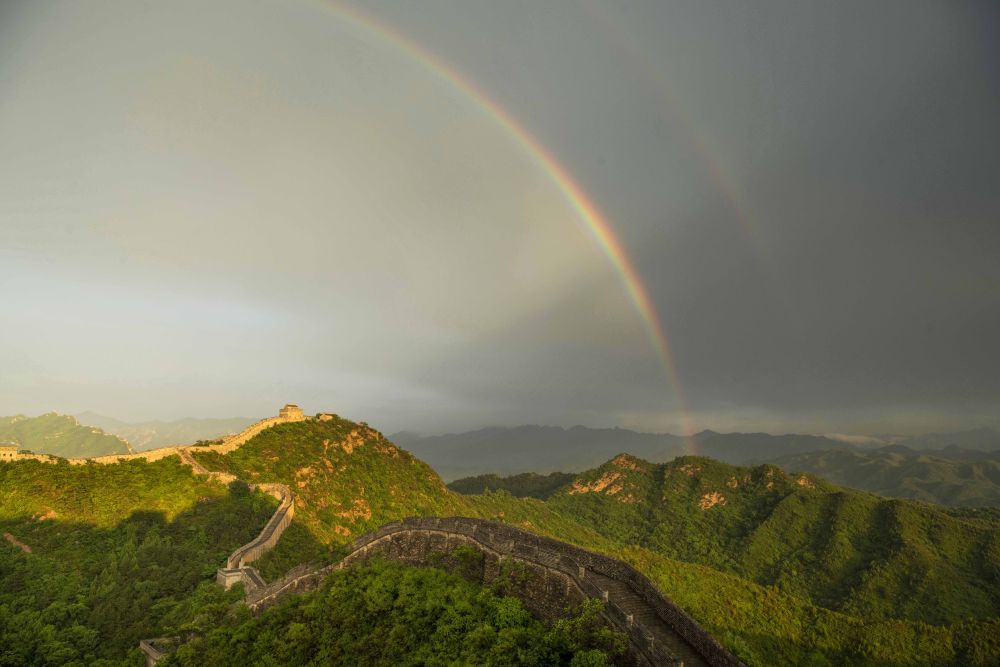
[76,412,255,451]
[433,425,1000,508]
[890,427,1000,452]
[770,445,1000,507]
[391,425,858,480]
[0,413,131,458]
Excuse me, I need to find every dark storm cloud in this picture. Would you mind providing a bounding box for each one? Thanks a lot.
[352,0,1000,432]
[0,0,997,434]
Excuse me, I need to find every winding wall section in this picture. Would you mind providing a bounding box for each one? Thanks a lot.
[246,517,746,667]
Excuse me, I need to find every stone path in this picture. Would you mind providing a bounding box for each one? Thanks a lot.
[587,570,709,667]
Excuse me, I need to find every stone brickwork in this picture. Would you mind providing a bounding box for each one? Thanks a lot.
[247,517,746,667]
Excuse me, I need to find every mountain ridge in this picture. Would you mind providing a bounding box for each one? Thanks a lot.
[0,412,132,458]
[76,412,256,451]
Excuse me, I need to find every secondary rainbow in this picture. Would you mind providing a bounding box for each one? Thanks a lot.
[318,1,698,444]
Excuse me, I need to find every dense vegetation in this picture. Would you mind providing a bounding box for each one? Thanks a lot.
[191,418,467,546]
[3,415,1000,665]
[544,454,1000,625]
[0,459,274,665]
[163,559,625,666]
[771,446,1000,506]
[449,472,575,499]
[0,413,130,458]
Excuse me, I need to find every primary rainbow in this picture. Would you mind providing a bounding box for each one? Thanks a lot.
[317,1,698,445]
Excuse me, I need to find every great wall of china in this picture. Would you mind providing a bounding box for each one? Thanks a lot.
[237,516,745,667]
[2,405,741,666]
[8,405,307,466]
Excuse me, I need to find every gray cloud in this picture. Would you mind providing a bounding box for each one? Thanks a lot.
[1,0,997,435]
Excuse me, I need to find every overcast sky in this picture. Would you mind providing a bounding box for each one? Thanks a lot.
[1,0,998,435]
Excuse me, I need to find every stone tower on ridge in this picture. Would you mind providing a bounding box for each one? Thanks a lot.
[279,404,305,421]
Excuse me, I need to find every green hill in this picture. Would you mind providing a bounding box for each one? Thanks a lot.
[770,446,1000,507]
[0,413,131,458]
[544,454,1000,626]
[448,471,575,499]
[190,416,605,579]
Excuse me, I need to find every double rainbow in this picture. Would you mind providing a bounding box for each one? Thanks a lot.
[317,2,697,443]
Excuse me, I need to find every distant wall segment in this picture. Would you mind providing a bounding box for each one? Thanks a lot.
[3,404,308,467]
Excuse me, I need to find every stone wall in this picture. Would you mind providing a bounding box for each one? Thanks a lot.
[246,517,746,667]
[14,408,300,467]
[226,483,295,569]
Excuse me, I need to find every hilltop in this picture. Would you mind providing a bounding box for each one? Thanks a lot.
[188,415,604,578]
[0,413,131,458]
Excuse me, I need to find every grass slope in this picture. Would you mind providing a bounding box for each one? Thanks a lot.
[0,413,130,458]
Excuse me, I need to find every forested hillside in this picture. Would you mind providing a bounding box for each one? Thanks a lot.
[0,413,130,458]
[3,417,1000,665]
[0,458,275,664]
[544,454,1000,625]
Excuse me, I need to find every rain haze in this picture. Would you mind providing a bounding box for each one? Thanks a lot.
[1,0,998,436]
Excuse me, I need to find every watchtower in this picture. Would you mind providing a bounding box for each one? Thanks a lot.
[0,443,18,462]
[278,404,305,421]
